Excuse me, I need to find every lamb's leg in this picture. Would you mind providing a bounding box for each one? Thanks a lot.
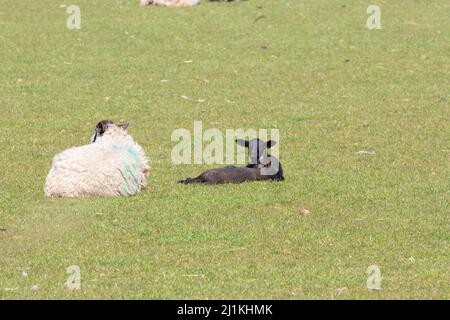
[178,173,206,184]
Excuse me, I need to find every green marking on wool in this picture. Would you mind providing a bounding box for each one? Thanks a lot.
[109,143,141,195]
[110,143,140,163]
[121,162,140,196]
[127,147,139,161]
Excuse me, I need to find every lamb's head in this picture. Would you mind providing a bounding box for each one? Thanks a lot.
[236,138,276,167]
[91,120,129,143]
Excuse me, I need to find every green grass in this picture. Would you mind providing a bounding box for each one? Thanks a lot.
[0,0,449,299]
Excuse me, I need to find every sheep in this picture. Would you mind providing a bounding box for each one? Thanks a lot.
[139,0,238,7]
[139,0,200,7]
[178,138,284,184]
[44,120,150,198]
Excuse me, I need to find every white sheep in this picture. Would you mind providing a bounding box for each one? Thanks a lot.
[44,120,150,198]
[139,0,200,7]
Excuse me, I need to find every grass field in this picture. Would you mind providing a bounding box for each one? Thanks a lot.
[0,0,449,299]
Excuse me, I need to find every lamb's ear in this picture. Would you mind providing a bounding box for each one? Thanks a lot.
[235,139,249,148]
[266,140,276,148]
[119,123,129,130]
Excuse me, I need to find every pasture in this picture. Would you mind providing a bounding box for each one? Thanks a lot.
[0,0,449,299]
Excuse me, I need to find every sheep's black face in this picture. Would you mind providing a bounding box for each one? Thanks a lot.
[91,120,113,143]
[91,120,130,143]
[236,138,276,166]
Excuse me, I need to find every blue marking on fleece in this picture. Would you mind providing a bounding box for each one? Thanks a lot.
[109,143,142,195]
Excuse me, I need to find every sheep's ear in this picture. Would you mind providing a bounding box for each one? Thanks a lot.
[236,139,249,148]
[119,123,129,130]
[266,140,276,148]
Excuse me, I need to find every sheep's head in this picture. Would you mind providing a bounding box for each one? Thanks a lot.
[139,0,155,5]
[235,138,276,167]
[91,120,129,142]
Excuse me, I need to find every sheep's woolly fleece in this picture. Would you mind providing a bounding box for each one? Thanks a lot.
[44,124,150,198]
[140,0,200,7]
